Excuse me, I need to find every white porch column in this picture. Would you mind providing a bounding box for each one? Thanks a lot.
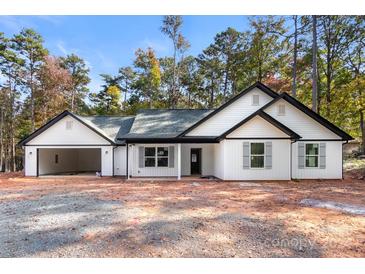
[177,143,181,180]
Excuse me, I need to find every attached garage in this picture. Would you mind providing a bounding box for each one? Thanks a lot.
[38,148,101,176]
[19,111,125,177]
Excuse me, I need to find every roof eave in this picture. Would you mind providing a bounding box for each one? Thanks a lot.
[18,110,116,147]
[178,81,280,137]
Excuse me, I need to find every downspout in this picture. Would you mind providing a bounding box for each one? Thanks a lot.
[112,146,117,177]
[126,142,129,179]
[342,140,348,180]
[290,138,299,180]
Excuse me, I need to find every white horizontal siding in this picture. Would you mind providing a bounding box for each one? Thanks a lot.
[292,141,343,179]
[222,139,291,180]
[264,99,340,139]
[187,88,273,136]
[227,116,289,138]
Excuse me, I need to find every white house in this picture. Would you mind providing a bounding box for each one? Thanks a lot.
[19,82,353,180]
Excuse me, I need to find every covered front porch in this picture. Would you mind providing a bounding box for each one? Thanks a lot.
[126,143,217,180]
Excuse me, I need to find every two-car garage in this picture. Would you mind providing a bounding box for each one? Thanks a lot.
[20,111,118,177]
[38,148,101,176]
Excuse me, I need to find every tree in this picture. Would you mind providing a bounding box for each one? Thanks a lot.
[90,84,121,115]
[204,28,244,101]
[59,54,90,113]
[118,66,136,110]
[344,16,365,153]
[312,15,318,113]
[12,28,48,131]
[133,48,161,108]
[247,16,287,83]
[0,32,24,171]
[37,56,72,125]
[317,16,352,117]
[196,50,223,108]
[161,15,190,108]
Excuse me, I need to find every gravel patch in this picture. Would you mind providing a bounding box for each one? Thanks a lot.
[300,199,365,215]
[238,182,262,187]
[1,175,364,257]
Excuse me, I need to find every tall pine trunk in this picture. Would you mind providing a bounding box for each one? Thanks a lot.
[292,15,298,98]
[312,15,318,113]
[361,110,365,155]
[30,66,35,132]
[0,106,4,172]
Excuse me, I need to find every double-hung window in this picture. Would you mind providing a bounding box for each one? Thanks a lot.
[144,147,169,167]
[144,147,156,167]
[157,147,169,167]
[250,142,265,168]
[305,143,319,168]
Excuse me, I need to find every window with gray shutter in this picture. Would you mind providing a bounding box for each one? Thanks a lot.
[243,142,250,169]
[298,143,305,169]
[265,142,272,169]
[138,146,145,168]
[168,146,174,168]
[319,143,326,169]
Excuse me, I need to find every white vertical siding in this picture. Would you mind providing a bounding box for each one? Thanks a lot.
[226,116,289,138]
[292,141,343,179]
[101,146,113,176]
[114,146,126,176]
[181,144,215,176]
[187,88,274,136]
[25,146,37,176]
[130,143,215,177]
[222,139,291,180]
[131,144,178,177]
[213,141,225,179]
[264,99,340,139]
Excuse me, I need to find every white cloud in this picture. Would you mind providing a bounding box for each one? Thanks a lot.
[0,16,32,32]
[56,41,68,55]
[95,51,117,70]
[141,38,168,53]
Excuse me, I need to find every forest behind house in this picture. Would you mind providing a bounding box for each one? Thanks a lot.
[0,15,364,172]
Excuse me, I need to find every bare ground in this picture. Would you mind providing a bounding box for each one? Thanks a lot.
[0,172,364,258]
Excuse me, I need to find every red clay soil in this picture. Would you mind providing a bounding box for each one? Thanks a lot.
[0,172,364,257]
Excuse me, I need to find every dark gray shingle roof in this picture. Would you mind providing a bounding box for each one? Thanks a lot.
[76,115,135,141]
[123,109,213,139]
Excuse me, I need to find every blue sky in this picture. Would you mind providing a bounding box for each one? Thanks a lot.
[0,16,249,93]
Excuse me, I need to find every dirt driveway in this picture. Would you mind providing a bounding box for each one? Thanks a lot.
[0,173,364,257]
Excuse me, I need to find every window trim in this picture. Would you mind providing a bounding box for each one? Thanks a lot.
[249,142,265,169]
[304,142,320,169]
[144,146,169,168]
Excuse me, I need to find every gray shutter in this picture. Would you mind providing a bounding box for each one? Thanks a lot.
[168,146,174,168]
[138,146,145,168]
[298,143,305,169]
[243,142,250,169]
[319,143,326,169]
[265,142,272,169]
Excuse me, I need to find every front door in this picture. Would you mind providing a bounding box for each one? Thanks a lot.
[190,148,201,175]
